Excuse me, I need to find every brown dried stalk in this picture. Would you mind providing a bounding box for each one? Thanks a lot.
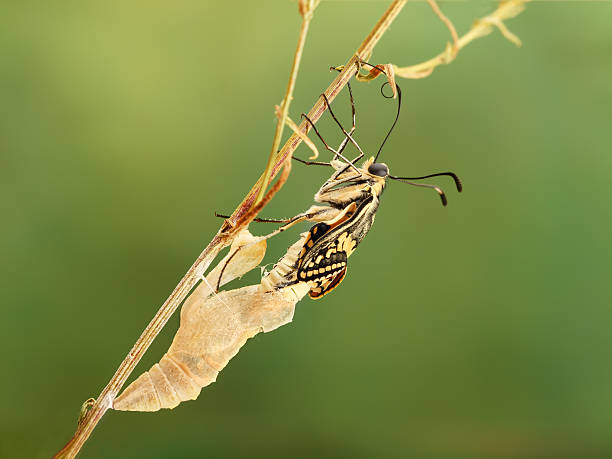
[52,1,408,458]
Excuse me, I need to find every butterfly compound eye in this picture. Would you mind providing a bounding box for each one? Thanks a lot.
[368,162,389,177]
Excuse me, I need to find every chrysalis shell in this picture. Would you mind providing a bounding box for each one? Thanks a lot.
[113,284,308,411]
[113,231,309,412]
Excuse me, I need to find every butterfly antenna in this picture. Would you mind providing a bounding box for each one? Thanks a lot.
[374,82,402,163]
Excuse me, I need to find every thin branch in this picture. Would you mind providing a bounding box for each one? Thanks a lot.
[255,0,320,204]
[230,0,408,226]
[276,105,320,160]
[52,1,408,458]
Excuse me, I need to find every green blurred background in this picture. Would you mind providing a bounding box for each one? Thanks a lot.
[2,1,612,458]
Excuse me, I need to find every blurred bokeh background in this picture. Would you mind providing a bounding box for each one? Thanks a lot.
[2,1,612,458]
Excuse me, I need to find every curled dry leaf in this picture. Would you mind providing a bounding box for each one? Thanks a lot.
[354,62,382,81]
[204,229,267,292]
[113,231,310,412]
[354,63,398,97]
[385,65,397,98]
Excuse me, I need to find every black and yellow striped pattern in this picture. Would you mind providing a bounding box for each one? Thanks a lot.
[297,222,357,299]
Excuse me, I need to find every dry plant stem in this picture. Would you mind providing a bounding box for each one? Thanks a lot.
[233,0,408,225]
[255,1,318,204]
[52,2,407,458]
[426,0,458,54]
[394,0,528,78]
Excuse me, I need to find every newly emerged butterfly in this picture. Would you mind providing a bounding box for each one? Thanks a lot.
[261,66,463,299]
[115,70,464,413]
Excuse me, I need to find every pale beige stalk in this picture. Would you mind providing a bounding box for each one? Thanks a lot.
[394,0,528,79]
[255,0,320,204]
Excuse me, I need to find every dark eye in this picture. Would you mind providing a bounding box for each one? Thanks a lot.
[368,162,389,177]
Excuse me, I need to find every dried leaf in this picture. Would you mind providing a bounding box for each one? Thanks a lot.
[384,64,397,98]
[355,64,383,82]
[204,229,267,293]
[354,63,397,97]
